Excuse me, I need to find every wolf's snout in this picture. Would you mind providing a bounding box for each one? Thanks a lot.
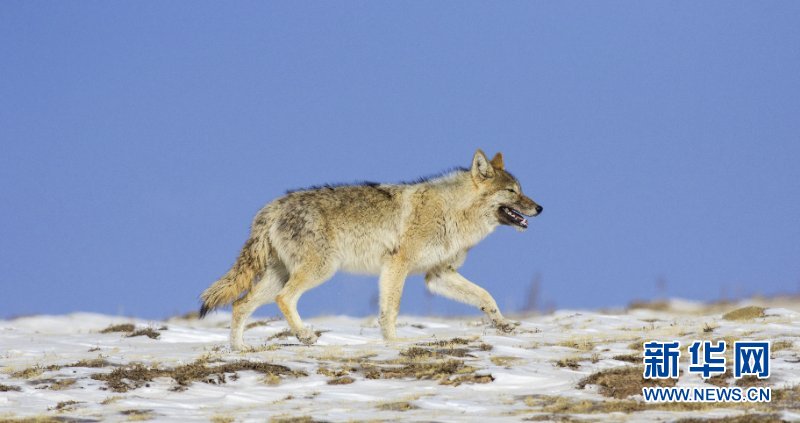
[535,205,543,214]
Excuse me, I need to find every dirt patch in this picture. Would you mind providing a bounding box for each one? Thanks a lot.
[100,323,136,334]
[326,376,355,385]
[722,306,766,321]
[577,366,675,399]
[91,359,306,392]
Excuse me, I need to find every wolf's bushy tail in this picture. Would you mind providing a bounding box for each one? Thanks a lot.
[199,238,268,317]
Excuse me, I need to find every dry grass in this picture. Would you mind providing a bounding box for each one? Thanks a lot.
[48,378,76,390]
[266,329,323,341]
[126,328,161,339]
[10,357,113,382]
[120,409,155,421]
[734,375,768,388]
[557,338,595,352]
[399,345,471,359]
[0,416,64,423]
[722,306,766,321]
[612,354,639,363]
[705,372,731,387]
[490,356,522,367]
[100,323,136,333]
[356,337,495,386]
[269,416,324,423]
[675,414,782,423]
[554,357,581,370]
[51,400,81,411]
[772,339,793,352]
[91,359,306,392]
[376,400,418,411]
[10,365,47,379]
[576,366,675,399]
[326,376,355,385]
[0,383,21,392]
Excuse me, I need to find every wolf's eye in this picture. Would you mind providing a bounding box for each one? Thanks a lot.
[506,189,517,194]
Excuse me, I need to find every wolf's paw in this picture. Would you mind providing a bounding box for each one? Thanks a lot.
[493,319,520,334]
[231,342,254,352]
[296,329,318,345]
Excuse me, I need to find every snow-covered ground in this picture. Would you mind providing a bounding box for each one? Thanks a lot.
[1,299,798,422]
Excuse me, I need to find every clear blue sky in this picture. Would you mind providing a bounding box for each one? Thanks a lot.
[2,2,799,319]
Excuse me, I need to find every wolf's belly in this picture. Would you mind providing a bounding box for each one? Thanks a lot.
[337,244,466,276]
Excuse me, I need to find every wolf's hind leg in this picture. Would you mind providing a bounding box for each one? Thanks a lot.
[425,268,519,334]
[275,264,334,345]
[230,268,286,351]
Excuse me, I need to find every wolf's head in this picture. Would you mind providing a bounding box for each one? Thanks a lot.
[470,149,542,231]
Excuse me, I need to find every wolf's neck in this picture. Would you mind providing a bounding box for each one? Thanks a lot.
[432,172,498,239]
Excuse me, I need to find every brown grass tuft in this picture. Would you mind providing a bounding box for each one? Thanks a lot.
[376,400,418,411]
[48,378,76,390]
[554,357,581,370]
[0,383,21,392]
[100,323,136,333]
[326,376,355,385]
[577,366,675,399]
[126,328,161,339]
[675,414,782,423]
[490,356,522,367]
[91,359,306,392]
[51,400,81,411]
[722,306,766,321]
[612,354,640,363]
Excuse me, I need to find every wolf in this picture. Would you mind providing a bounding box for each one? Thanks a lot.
[199,149,542,350]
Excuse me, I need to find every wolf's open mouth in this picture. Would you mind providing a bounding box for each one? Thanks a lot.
[499,206,528,229]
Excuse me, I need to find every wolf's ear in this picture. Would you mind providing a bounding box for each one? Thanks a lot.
[490,152,504,170]
[471,149,495,181]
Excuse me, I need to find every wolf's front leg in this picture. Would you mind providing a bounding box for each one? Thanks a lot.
[425,268,519,334]
[378,259,409,341]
